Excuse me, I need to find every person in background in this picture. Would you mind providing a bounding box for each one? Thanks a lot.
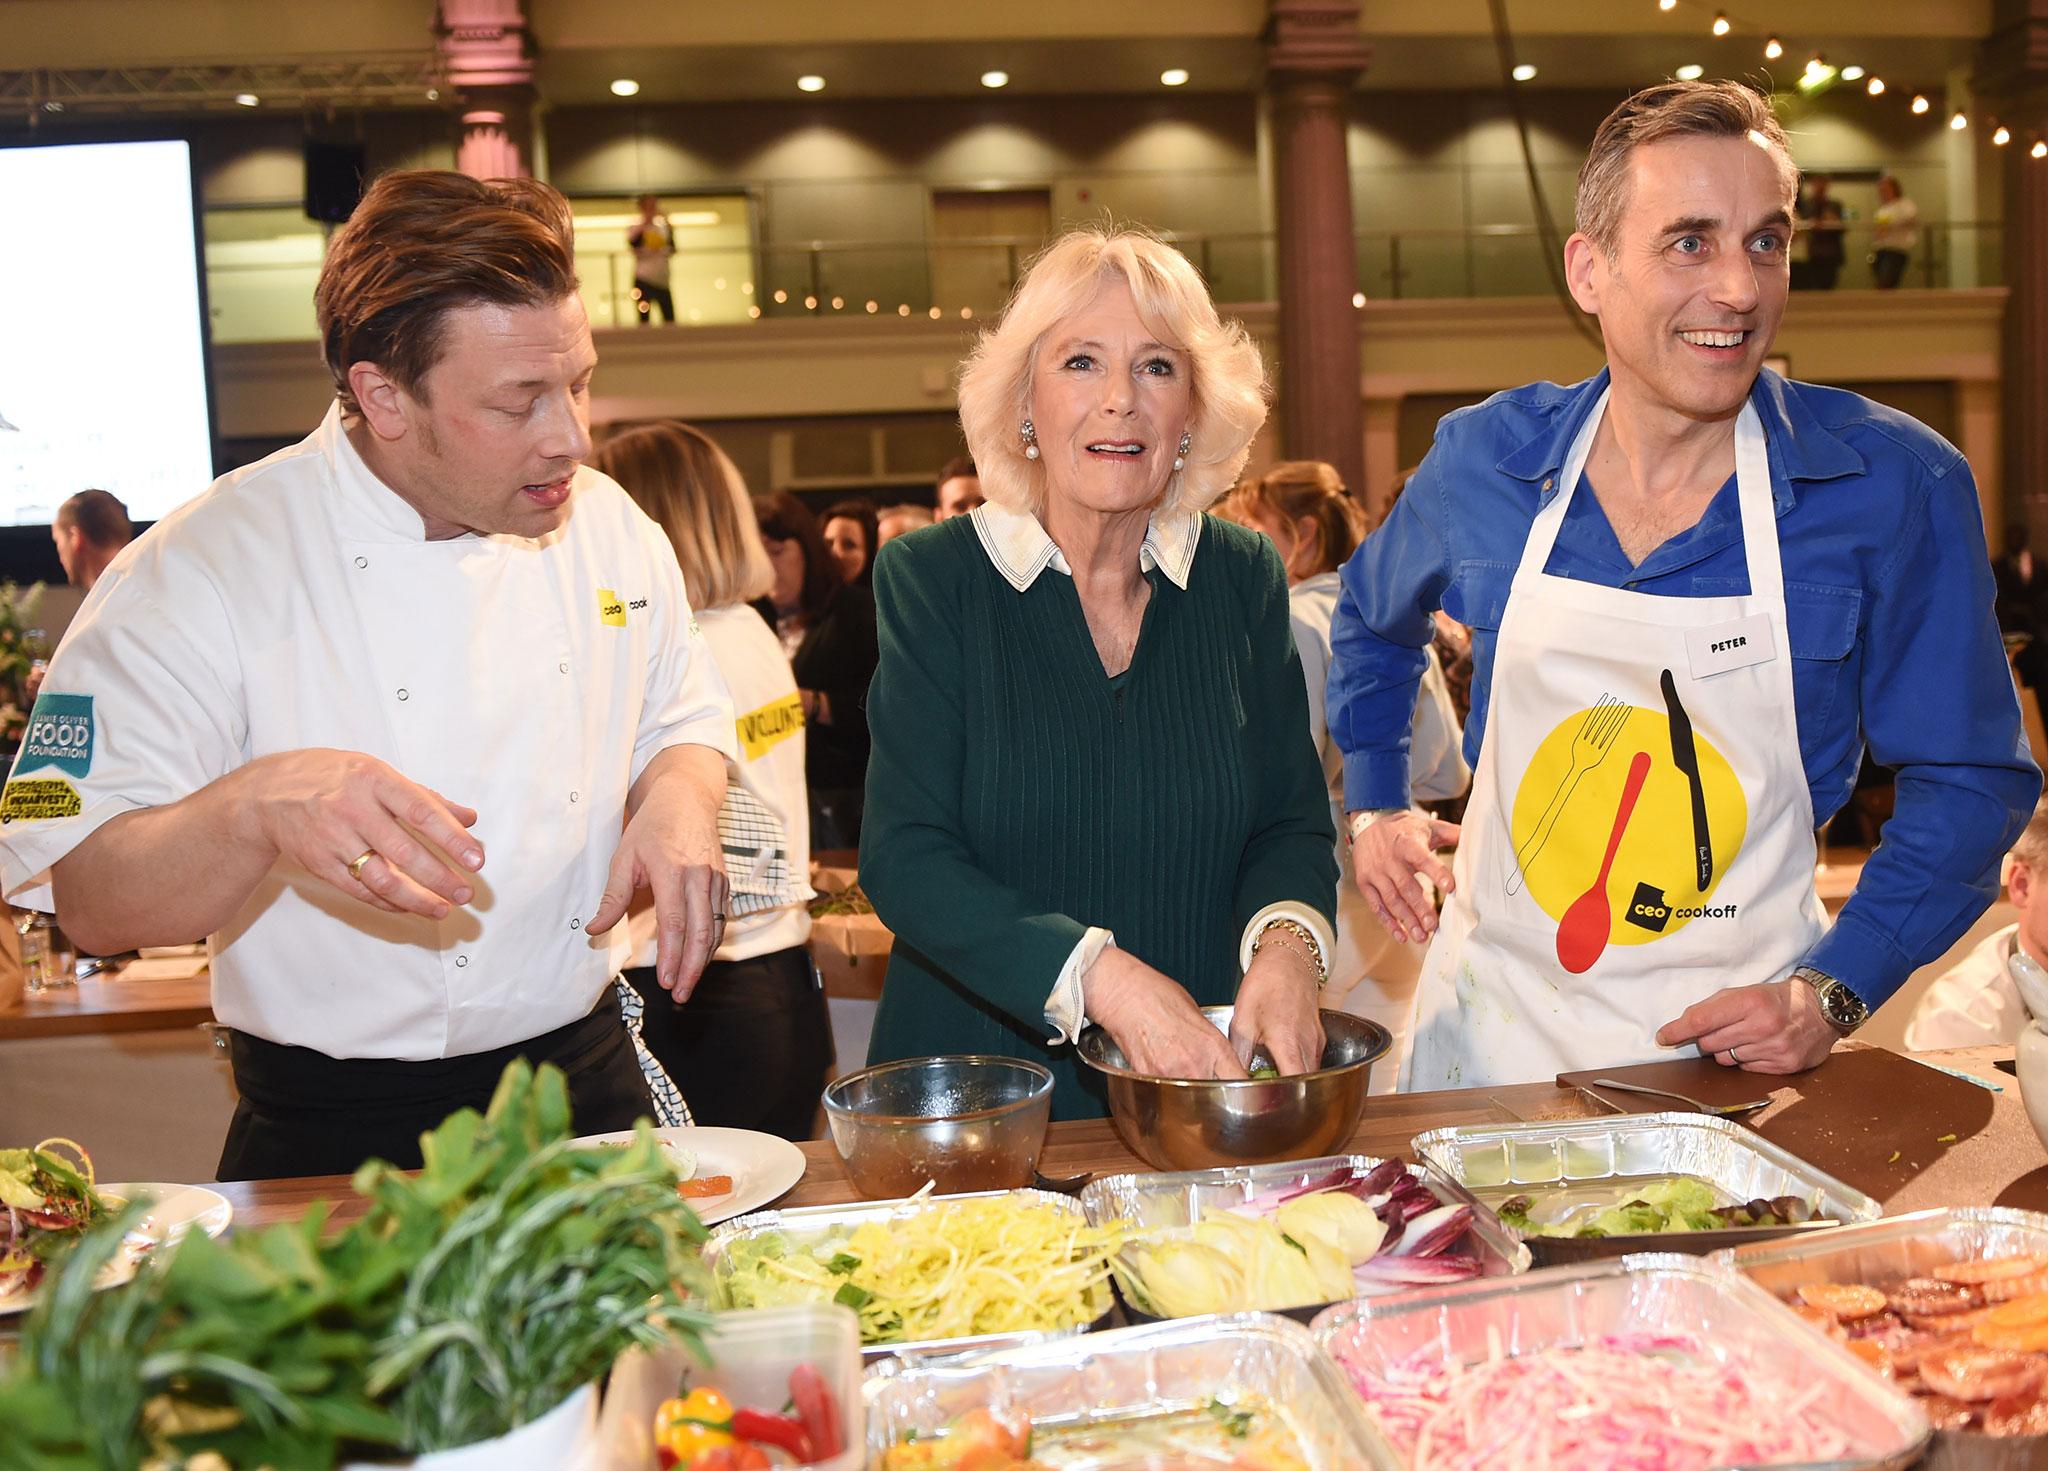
[822,496,881,584]
[1218,460,1467,1082]
[0,172,737,1179]
[860,227,1338,1118]
[591,422,832,1139]
[1330,81,2035,1090]
[1796,174,1845,290]
[756,491,878,848]
[51,489,134,594]
[1872,174,1920,289]
[876,503,934,544]
[628,194,677,325]
[934,454,985,520]
[1906,797,2048,1049]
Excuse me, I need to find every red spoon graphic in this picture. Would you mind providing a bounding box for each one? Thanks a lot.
[1556,749,1653,975]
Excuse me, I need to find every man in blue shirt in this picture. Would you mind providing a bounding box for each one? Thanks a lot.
[1330,80,2040,1090]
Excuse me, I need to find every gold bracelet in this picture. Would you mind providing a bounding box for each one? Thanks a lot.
[1251,917,1328,989]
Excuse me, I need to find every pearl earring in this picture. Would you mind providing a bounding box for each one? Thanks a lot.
[1173,430,1192,472]
[1021,418,1039,460]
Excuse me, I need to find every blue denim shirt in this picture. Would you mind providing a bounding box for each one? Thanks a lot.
[1328,368,2041,1007]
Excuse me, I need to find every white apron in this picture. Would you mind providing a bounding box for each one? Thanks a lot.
[1401,390,1828,1090]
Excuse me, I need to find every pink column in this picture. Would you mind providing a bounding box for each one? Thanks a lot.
[437,0,536,179]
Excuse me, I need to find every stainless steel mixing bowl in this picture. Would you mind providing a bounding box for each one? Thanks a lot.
[820,1054,1055,1199]
[1076,1006,1390,1171]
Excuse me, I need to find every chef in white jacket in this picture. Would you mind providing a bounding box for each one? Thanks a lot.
[1905,797,2048,1050]
[0,172,736,1180]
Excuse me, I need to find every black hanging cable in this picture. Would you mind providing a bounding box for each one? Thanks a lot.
[1485,0,1606,351]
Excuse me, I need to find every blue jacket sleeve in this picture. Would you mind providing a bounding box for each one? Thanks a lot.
[1328,452,1456,812]
[1805,454,2042,1004]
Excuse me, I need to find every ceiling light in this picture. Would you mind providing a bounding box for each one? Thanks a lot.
[1840,65,1865,81]
[831,295,844,309]
[234,92,260,106]
[1351,291,1367,308]
[1712,12,1731,36]
[1675,64,1705,81]
[929,306,943,319]
[41,100,63,112]
[1912,94,1930,114]
[797,74,826,93]
[804,294,818,309]
[1995,125,2013,145]
[1764,36,1783,59]
[609,78,640,97]
[1658,0,1677,10]
[1160,68,1190,87]
[2035,140,2048,159]
[1803,55,1827,78]
[980,70,1009,89]
[897,304,912,316]
[1511,63,1537,82]
[1951,110,1969,130]
[865,299,879,313]
[1867,77,1885,96]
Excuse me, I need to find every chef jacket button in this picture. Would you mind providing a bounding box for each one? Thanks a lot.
[558,661,569,673]
[354,556,369,569]
[396,688,409,702]
[569,917,582,930]
[569,790,580,803]
[455,955,468,968]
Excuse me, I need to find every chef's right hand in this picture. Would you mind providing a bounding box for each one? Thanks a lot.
[238,749,484,919]
[1083,948,1248,1081]
[1350,811,1460,943]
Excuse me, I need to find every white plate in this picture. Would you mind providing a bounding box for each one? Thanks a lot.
[568,1125,806,1227]
[0,1180,233,1317]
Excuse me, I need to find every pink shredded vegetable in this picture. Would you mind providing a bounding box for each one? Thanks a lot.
[1332,1331,1861,1471]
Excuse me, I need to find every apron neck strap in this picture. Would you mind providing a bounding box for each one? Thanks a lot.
[1517,386,1783,599]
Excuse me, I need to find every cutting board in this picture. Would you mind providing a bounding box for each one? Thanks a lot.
[1557,1046,2001,1204]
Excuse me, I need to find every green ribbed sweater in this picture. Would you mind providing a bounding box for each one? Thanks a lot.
[857,513,1339,1120]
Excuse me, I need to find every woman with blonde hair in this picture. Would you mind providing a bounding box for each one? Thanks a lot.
[1220,462,1467,1083]
[589,420,831,1140]
[859,227,1339,1118]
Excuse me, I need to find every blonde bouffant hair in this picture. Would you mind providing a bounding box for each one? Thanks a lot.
[955,227,1269,520]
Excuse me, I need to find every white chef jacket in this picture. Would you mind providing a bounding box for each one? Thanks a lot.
[1903,925,2029,1051]
[629,603,812,967]
[0,403,737,1060]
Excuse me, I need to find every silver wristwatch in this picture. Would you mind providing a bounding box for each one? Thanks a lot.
[1345,808,1408,841]
[1792,964,1868,1034]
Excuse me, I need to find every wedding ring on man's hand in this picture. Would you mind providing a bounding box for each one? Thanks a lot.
[347,849,377,879]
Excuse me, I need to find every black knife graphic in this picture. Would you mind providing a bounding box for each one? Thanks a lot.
[1661,668,1712,891]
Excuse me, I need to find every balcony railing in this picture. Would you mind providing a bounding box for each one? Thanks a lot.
[203,222,2006,343]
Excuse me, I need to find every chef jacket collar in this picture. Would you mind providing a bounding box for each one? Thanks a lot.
[971,499,1202,593]
[1493,367,1867,518]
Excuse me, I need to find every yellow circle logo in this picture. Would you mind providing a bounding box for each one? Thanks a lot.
[1507,690,1747,966]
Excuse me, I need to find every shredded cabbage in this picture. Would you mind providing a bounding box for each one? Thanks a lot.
[718,1195,1122,1343]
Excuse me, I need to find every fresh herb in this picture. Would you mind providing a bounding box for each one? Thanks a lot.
[833,1281,874,1309]
[1888,1150,1902,1164]
[1938,1133,1959,1143]
[808,883,875,917]
[1205,1398,1255,1438]
[827,1251,861,1274]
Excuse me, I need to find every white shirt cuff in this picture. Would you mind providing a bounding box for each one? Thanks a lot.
[1239,901,1336,976]
[1044,926,1115,1045]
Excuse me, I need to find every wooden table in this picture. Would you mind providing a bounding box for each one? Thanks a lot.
[0,971,213,1041]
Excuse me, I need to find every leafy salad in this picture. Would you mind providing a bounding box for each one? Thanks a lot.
[1496,1176,1818,1238]
[0,1138,110,1302]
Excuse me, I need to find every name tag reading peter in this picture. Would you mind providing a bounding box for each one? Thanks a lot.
[1685,614,1777,679]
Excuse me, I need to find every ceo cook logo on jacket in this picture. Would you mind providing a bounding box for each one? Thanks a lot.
[597,588,651,627]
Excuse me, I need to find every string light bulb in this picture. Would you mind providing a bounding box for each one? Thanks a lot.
[1867,77,1885,96]
[1840,65,1865,81]
[1951,110,1969,130]
[1675,63,1705,81]
[1764,36,1783,59]
[1995,124,2012,145]
[1911,94,1930,114]
[2034,139,2048,159]
[1712,12,1730,36]
[1658,0,1676,10]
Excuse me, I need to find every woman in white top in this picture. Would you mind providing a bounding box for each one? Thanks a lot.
[1222,462,1468,1085]
[591,422,831,1140]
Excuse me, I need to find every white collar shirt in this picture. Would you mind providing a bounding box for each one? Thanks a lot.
[0,403,737,1060]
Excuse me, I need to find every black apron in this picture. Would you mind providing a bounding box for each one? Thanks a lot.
[216,991,655,1181]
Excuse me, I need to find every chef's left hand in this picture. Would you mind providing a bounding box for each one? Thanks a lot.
[1230,935,1326,1075]
[1655,979,1836,1074]
[588,745,730,1000]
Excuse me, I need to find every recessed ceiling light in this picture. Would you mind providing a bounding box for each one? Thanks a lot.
[1866,77,1885,96]
[1160,68,1190,87]
[609,78,640,97]
[1658,0,1676,10]
[1351,291,1367,308]
[1711,12,1731,37]
[1840,65,1865,81]
[2034,140,2047,159]
[980,70,1009,89]
[1951,110,1969,130]
[1911,94,1931,114]
[234,92,260,107]
[797,74,826,93]
[1995,125,2013,145]
[1675,64,1705,81]
[1511,63,1537,82]
[1764,36,1783,59]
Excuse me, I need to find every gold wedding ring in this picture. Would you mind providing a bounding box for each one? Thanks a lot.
[347,849,377,879]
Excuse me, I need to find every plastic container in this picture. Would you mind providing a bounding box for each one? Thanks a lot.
[820,1055,1052,1199]
[595,1304,863,1471]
